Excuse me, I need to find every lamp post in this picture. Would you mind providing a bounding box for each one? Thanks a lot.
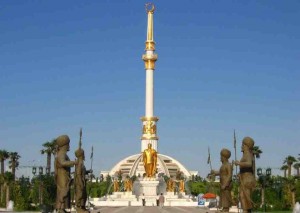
[46,167,50,175]
[257,168,272,212]
[275,177,283,209]
[32,166,44,205]
[38,167,43,205]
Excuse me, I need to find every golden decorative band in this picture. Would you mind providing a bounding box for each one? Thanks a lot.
[142,53,158,61]
[142,120,157,135]
[145,41,155,51]
[144,61,155,70]
[141,136,159,140]
[142,53,157,70]
[140,116,159,121]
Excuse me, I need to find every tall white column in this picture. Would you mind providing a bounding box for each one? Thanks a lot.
[141,4,159,153]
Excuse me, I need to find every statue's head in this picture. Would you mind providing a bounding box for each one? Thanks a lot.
[220,148,231,159]
[242,137,255,150]
[148,143,152,149]
[56,135,70,150]
[75,148,85,159]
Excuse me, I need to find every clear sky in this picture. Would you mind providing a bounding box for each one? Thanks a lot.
[1,1,299,178]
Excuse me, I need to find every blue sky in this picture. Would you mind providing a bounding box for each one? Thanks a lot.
[0,1,299,178]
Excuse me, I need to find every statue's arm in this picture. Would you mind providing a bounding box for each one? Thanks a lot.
[57,154,75,168]
[239,153,253,168]
[143,152,146,164]
[211,169,220,176]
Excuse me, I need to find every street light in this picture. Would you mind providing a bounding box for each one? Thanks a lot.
[32,167,37,176]
[46,167,50,175]
[39,166,43,175]
[32,166,44,205]
[257,168,272,212]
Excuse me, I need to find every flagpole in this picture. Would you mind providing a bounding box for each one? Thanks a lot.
[234,130,240,213]
[208,147,212,171]
[234,130,237,176]
[90,146,94,181]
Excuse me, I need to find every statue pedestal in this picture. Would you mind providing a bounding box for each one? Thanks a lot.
[139,180,159,196]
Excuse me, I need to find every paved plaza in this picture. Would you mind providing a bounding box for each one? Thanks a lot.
[91,206,213,213]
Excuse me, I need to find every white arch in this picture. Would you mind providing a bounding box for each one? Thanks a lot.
[158,154,191,177]
[108,153,192,178]
[109,154,141,176]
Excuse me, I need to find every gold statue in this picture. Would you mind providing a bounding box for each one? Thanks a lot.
[179,180,185,193]
[113,179,119,192]
[166,178,175,192]
[143,143,157,178]
[124,178,133,192]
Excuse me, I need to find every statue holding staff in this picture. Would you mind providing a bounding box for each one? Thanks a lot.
[54,135,75,213]
[74,129,91,213]
[211,148,233,212]
[234,137,256,213]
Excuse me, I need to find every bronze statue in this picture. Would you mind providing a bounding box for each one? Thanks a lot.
[179,179,185,193]
[166,178,175,192]
[211,148,233,212]
[124,178,133,192]
[113,179,120,192]
[54,135,75,213]
[234,137,256,213]
[143,143,157,178]
[74,129,91,213]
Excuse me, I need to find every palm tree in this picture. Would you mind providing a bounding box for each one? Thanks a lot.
[280,165,288,178]
[252,146,262,177]
[3,172,13,207]
[0,150,9,175]
[8,152,20,181]
[293,163,300,177]
[283,155,297,177]
[41,140,56,173]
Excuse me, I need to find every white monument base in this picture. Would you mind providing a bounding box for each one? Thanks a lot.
[139,180,159,196]
[106,191,137,201]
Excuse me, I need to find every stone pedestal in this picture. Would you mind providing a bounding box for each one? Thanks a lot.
[139,180,159,196]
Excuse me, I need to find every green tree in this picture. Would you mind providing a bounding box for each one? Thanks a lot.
[283,156,297,177]
[0,150,9,205]
[3,172,14,208]
[281,165,288,178]
[293,163,300,177]
[252,146,262,177]
[188,181,207,196]
[8,152,20,181]
[13,176,32,211]
[0,150,9,175]
[283,177,296,208]
[41,140,56,173]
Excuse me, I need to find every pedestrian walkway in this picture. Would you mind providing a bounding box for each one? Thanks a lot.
[92,206,213,213]
[0,206,214,213]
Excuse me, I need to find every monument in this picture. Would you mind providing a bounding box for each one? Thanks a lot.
[102,2,196,184]
[74,129,91,213]
[211,148,233,212]
[234,137,256,213]
[94,3,197,207]
[54,135,75,213]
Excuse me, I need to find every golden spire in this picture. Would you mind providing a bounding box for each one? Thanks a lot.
[142,3,158,70]
[146,3,155,41]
